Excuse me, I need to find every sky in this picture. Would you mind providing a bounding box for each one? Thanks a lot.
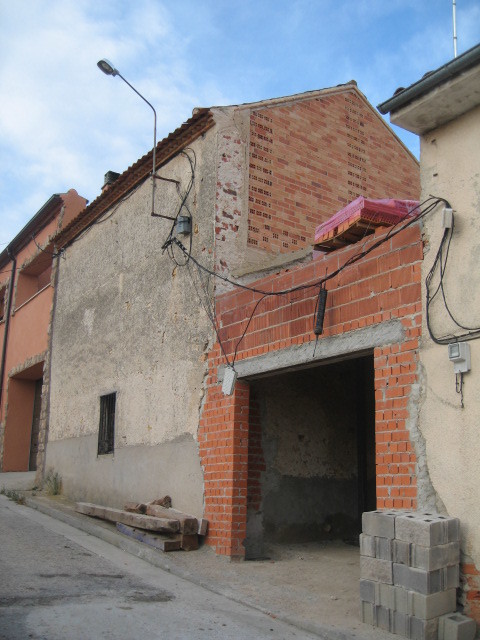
[0,0,479,246]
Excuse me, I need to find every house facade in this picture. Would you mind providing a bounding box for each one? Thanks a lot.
[44,83,420,545]
[379,43,480,628]
[0,190,87,476]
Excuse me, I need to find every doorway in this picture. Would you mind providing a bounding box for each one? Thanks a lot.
[245,354,376,559]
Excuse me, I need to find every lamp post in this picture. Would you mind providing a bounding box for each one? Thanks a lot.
[97,59,159,216]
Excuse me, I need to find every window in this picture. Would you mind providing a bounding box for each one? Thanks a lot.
[98,393,116,455]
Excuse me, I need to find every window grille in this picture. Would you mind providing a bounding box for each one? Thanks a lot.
[98,393,116,455]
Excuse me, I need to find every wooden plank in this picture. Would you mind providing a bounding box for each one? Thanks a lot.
[145,505,198,535]
[197,518,208,537]
[75,502,180,533]
[178,534,199,551]
[116,523,181,552]
[123,502,147,514]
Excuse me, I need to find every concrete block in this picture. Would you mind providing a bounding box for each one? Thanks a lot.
[361,600,375,626]
[438,613,476,640]
[360,533,376,557]
[408,588,457,620]
[395,513,460,546]
[360,556,393,584]
[393,563,459,595]
[394,540,460,571]
[359,579,376,603]
[410,616,439,640]
[362,510,398,539]
[360,533,393,560]
[392,609,410,637]
[375,605,392,632]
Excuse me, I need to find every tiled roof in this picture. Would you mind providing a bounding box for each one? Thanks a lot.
[55,108,215,249]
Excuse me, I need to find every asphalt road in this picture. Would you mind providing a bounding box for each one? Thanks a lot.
[0,495,320,640]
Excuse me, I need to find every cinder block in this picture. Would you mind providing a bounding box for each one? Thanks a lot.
[394,540,460,571]
[360,533,376,557]
[377,582,396,609]
[410,616,439,640]
[361,600,375,626]
[359,579,376,603]
[362,510,398,539]
[360,556,393,584]
[438,613,476,640]
[395,513,460,546]
[392,609,409,637]
[375,605,392,632]
[393,563,459,595]
[407,588,457,620]
[360,533,393,560]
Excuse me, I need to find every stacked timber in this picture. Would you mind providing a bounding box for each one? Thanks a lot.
[75,498,208,552]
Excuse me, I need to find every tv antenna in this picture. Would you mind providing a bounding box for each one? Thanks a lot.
[452,0,458,58]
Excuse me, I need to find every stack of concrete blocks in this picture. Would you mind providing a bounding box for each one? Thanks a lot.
[360,510,476,640]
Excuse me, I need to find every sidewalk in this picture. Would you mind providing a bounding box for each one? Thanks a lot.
[1,480,397,640]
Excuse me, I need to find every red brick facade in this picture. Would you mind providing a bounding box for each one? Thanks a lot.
[247,89,420,253]
[200,223,423,557]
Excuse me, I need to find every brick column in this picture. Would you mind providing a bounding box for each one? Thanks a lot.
[199,375,250,558]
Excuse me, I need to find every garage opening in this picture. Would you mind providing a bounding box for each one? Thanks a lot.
[245,353,376,559]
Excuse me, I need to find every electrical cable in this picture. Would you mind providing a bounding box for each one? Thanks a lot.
[425,206,480,344]
[31,234,65,259]
[170,196,447,364]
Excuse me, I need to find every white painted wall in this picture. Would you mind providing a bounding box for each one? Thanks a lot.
[418,104,480,564]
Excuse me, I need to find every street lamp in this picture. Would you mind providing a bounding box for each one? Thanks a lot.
[97,58,170,220]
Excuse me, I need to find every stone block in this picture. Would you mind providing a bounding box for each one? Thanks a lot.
[362,510,398,539]
[360,556,393,584]
[395,513,460,546]
[394,539,460,571]
[393,563,459,595]
[438,613,476,640]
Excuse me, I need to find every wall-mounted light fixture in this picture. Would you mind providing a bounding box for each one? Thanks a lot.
[97,59,177,223]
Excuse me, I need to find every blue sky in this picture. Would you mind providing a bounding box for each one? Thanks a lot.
[1,0,479,246]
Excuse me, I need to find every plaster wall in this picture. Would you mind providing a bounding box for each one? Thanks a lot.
[47,134,217,517]
[418,104,480,564]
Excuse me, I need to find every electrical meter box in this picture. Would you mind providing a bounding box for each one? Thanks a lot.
[448,342,471,373]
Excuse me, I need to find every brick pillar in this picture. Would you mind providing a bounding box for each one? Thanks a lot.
[199,376,249,558]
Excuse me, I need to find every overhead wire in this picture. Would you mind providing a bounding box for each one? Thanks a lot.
[170,196,448,365]
[425,206,480,344]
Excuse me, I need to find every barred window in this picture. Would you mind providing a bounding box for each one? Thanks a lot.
[98,393,116,455]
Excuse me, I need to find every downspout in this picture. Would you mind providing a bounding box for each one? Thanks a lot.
[0,248,17,408]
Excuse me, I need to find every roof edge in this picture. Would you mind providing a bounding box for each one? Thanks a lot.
[377,43,480,115]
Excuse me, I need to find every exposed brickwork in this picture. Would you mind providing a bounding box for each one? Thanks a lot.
[461,561,480,630]
[247,90,420,253]
[198,378,249,557]
[200,224,423,556]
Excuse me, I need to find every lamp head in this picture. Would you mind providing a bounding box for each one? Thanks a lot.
[97,59,118,77]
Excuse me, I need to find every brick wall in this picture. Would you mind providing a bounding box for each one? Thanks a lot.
[200,223,423,557]
[247,89,420,253]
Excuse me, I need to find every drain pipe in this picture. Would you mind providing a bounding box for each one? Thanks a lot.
[0,247,17,408]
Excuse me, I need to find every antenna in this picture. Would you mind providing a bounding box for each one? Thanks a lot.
[452,0,458,58]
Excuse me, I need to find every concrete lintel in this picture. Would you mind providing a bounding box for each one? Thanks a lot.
[219,320,405,381]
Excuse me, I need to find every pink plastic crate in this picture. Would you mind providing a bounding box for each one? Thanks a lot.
[313,197,419,252]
